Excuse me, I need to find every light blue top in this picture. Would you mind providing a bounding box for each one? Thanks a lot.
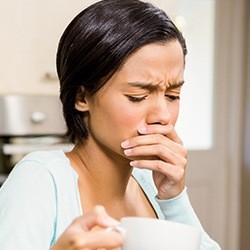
[0,150,220,249]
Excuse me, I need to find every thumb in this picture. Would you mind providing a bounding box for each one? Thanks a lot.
[72,205,119,231]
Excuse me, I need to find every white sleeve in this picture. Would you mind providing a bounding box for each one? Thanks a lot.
[155,187,221,250]
[0,161,57,250]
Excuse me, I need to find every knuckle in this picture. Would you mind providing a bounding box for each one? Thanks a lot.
[158,145,166,155]
[169,150,176,158]
[69,236,84,248]
[184,158,188,166]
[156,134,163,142]
[182,148,188,158]
[175,168,185,181]
[180,157,187,167]
[155,160,164,171]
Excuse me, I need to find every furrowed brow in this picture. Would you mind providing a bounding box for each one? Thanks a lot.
[168,81,185,90]
[128,80,185,91]
[128,82,159,91]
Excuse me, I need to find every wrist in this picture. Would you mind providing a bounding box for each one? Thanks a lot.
[157,185,185,200]
[156,186,187,201]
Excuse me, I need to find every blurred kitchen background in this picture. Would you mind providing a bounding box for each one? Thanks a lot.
[0,0,249,249]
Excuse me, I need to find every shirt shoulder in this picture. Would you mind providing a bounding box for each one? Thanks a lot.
[0,150,81,248]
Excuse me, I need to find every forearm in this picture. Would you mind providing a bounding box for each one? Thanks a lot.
[155,187,221,250]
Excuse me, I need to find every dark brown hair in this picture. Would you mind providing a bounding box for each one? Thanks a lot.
[56,0,187,143]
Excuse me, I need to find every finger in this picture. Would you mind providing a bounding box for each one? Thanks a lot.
[124,144,187,164]
[121,134,187,157]
[68,229,124,250]
[130,159,186,183]
[72,206,119,231]
[93,205,119,225]
[138,125,183,145]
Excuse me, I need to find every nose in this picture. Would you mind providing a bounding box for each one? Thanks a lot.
[146,97,171,125]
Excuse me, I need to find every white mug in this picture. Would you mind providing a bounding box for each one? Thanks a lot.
[118,217,201,250]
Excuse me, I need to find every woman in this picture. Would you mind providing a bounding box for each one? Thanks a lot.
[0,0,221,249]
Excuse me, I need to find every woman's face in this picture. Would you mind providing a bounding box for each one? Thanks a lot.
[81,41,185,157]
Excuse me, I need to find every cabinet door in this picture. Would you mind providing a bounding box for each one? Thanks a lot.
[0,0,94,95]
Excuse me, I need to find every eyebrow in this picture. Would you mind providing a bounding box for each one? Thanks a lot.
[168,80,185,90]
[128,80,185,90]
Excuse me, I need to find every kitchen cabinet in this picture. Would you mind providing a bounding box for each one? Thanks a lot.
[0,0,95,95]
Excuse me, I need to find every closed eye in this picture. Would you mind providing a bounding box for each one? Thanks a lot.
[126,95,147,103]
[165,95,180,102]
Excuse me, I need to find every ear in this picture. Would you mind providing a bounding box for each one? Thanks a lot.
[75,86,89,112]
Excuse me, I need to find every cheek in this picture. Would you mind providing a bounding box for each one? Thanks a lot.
[113,106,143,131]
[93,100,143,138]
[169,103,180,126]
[90,104,143,154]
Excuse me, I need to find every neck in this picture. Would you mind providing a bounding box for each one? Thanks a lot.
[66,137,133,198]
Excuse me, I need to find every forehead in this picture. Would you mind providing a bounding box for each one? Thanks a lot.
[122,41,183,81]
[123,41,184,67]
[99,41,185,93]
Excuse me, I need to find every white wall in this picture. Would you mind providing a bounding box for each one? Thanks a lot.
[0,0,95,95]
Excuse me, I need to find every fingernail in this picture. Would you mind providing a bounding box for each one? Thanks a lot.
[94,205,106,214]
[130,161,137,167]
[103,216,119,225]
[124,149,132,156]
[106,225,127,238]
[121,140,129,148]
[138,126,147,133]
